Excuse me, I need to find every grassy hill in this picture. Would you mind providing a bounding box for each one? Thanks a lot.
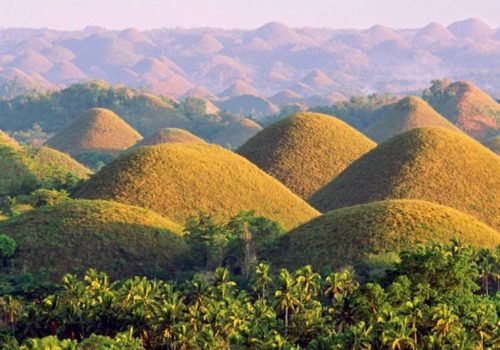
[0,145,38,196]
[75,143,319,229]
[364,96,461,142]
[267,199,500,270]
[211,118,263,149]
[31,146,92,181]
[238,112,376,198]
[423,80,500,139]
[0,130,19,148]
[46,108,143,157]
[309,127,500,230]
[0,199,185,280]
[482,135,500,155]
[136,128,206,147]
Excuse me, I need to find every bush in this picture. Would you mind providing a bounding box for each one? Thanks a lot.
[0,234,16,265]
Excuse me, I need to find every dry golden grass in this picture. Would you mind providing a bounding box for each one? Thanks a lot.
[75,143,319,229]
[0,199,185,280]
[483,135,500,155]
[310,127,500,230]
[136,128,206,147]
[31,146,92,180]
[364,96,461,142]
[267,199,500,270]
[0,130,19,149]
[238,112,376,199]
[46,107,143,157]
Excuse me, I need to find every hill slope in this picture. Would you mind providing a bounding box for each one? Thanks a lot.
[0,199,185,280]
[238,112,376,198]
[31,146,92,180]
[0,130,19,148]
[46,107,143,157]
[211,118,263,149]
[267,199,500,270]
[75,143,319,229]
[364,96,461,142]
[136,128,206,147]
[309,127,500,230]
[482,135,500,155]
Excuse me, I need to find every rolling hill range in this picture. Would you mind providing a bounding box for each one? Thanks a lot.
[309,127,500,230]
[0,19,499,102]
[75,143,319,229]
[45,107,143,157]
[0,199,185,280]
[267,199,500,270]
[364,96,461,142]
[423,80,500,138]
[237,112,376,198]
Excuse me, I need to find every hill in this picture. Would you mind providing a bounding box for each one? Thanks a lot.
[482,135,500,155]
[75,143,319,229]
[364,96,461,142]
[0,145,38,196]
[423,80,500,138]
[267,199,500,270]
[0,199,185,280]
[0,130,19,148]
[31,146,92,180]
[216,95,279,119]
[218,80,261,99]
[136,128,206,147]
[238,112,376,198]
[309,127,500,230]
[211,118,262,149]
[447,18,494,40]
[46,108,143,157]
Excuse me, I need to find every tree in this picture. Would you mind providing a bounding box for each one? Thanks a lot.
[0,234,16,267]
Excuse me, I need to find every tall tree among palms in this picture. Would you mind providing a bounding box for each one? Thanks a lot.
[274,269,301,328]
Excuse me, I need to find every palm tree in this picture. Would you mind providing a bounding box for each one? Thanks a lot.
[431,304,459,338]
[295,265,321,301]
[274,269,301,328]
[253,262,272,300]
[381,316,416,350]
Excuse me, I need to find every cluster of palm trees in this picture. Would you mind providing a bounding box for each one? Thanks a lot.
[1,241,499,349]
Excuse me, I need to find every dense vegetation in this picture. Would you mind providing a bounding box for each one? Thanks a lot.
[0,241,499,349]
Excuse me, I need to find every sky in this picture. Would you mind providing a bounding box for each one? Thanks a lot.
[0,0,498,30]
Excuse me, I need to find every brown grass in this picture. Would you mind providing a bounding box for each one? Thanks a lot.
[31,146,92,180]
[309,127,500,230]
[238,112,376,198]
[136,128,206,147]
[75,143,319,229]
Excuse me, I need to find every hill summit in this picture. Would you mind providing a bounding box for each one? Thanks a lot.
[364,96,461,142]
[46,107,143,157]
[268,199,500,270]
[136,128,206,147]
[310,127,500,230]
[238,112,376,198]
[75,143,319,229]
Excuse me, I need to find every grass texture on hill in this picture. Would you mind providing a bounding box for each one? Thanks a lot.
[46,107,143,157]
[0,199,185,280]
[268,199,500,270]
[75,143,319,229]
[0,145,38,195]
[364,96,461,142]
[238,112,376,199]
[31,146,92,180]
[0,130,20,149]
[482,135,500,155]
[211,118,263,149]
[136,128,206,147]
[309,127,500,230]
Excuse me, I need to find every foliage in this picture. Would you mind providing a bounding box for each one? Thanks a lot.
[0,235,16,264]
[75,143,319,230]
[310,127,500,230]
[0,242,498,349]
[238,112,376,198]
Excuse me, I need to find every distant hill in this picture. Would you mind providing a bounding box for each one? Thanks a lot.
[423,80,500,138]
[30,146,92,181]
[310,127,500,230]
[218,80,261,99]
[267,199,500,270]
[447,18,494,40]
[364,96,461,142]
[211,118,262,149]
[0,199,185,280]
[216,95,279,119]
[482,135,500,155]
[75,143,319,229]
[136,128,206,147]
[238,112,376,198]
[46,107,143,157]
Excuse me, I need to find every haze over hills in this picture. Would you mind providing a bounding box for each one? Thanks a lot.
[0,18,499,101]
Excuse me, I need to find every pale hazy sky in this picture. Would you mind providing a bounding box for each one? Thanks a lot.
[0,0,498,30]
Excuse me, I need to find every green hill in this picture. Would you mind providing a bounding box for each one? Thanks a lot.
[75,143,319,229]
[46,108,143,157]
[136,128,206,147]
[0,145,38,196]
[211,118,263,149]
[238,112,376,198]
[364,96,461,142]
[482,135,500,155]
[309,127,500,230]
[0,199,185,280]
[31,146,92,181]
[267,199,500,270]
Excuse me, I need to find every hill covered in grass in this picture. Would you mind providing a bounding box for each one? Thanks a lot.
[238,112,376,198]
[136,128,206,147]
[46,108,143,157]
[211,118,263,149]
[75,143,319,229]
[423,80,500,139]
[267,199,500,270]
[0,145,38,196]
[309,127,500,230]
[364,96,461,142]
[0,199,185,280]
[31,146,92,180]
[0,130,19,148]
[482,135,500,155]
